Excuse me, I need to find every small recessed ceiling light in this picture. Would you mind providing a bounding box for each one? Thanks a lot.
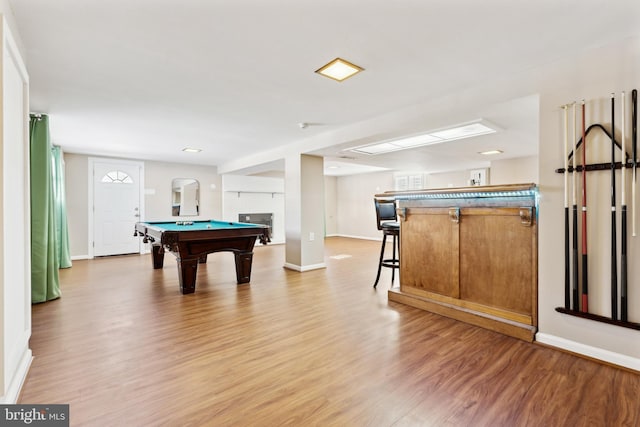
[315,58,364,82]
[479,150,503,155]
[327,165,340,169]
[182,147,202,153]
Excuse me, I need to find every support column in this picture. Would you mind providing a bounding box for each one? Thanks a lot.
[284,154,326,271]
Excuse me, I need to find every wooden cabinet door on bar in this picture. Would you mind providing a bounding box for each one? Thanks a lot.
[389,184,538,341]
[458,208,536,318]
[402,207,537,316]
[401,207,460,298]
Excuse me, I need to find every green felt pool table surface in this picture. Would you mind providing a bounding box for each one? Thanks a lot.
[143,220,264,232]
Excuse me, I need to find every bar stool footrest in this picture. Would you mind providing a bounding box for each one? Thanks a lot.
[381,259,400,269]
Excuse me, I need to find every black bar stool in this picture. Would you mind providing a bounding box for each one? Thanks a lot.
[373,198,400,288]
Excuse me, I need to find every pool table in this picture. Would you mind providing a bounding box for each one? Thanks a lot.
[134,220,271,294]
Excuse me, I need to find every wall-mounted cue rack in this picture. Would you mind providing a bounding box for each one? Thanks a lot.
[555,90,639,331]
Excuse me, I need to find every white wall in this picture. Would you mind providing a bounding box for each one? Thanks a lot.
[64,154,221,257]
[420,156,537,188]
[0,15,32,403]
[222,174,285,244]
[425,170,469,188]
[144,160,221,222]
[535,36,640,368]
[64,153,89,257]
[324,176,337,236]
[335,171,395,240]
[490,155,538,185]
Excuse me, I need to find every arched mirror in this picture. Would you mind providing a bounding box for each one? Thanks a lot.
[172,178,200,216]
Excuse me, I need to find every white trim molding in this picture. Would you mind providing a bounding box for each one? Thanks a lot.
[536,333,640,372]
[283,262,327,272]
[333,234,381,242]
[1,349,32,404]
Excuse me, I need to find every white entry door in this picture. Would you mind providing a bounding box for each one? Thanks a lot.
[91,159,143,256]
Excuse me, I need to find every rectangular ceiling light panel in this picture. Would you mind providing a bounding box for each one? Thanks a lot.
[429,122,496,141]
[351,142,401,155]
[392,134,443,148]
[348,120,497,155]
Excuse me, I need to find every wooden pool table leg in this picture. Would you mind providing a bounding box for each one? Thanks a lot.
[177,257,198,294]
[151,244,165,269]
[198,254,207,264]
[234,251,254,284]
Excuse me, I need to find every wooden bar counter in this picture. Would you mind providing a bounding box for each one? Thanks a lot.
[381,183,538,341]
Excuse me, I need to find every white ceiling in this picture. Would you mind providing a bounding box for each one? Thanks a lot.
[9,0,640,176]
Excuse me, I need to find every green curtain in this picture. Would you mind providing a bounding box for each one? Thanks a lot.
[30,114,61,303]
[52,145,72,269]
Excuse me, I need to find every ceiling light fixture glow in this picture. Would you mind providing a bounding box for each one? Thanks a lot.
[429,123,496,141]
[315,58,364,82]
[479,149,503,155]
[348,120,498,155]
[391,134,443,148]
[182,147,202,153]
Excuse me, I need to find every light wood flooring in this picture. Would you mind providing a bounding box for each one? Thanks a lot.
[19,237,639,426]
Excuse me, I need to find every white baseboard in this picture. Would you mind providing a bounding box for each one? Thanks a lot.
[70,255,89,261]
[283,262,327,272]
[266,240,285,245]
[1,349,32,403]
[332,234,381,242]
[536,333,640,372]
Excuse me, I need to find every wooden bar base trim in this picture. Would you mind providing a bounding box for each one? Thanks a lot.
[389,288,536,342]
[555,307,640,331]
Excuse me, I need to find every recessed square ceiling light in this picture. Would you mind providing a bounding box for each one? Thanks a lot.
[182,147,202,153]
[315,58,364,82]
[479,150,503,155]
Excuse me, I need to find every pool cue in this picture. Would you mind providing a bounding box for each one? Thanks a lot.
[621,92,628,322]
[626,89,636,321]
[581,99,589,313]
[572,102,579,311]
[610,93,618,320]
[633,89,638,240]
[563,105,570,309]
